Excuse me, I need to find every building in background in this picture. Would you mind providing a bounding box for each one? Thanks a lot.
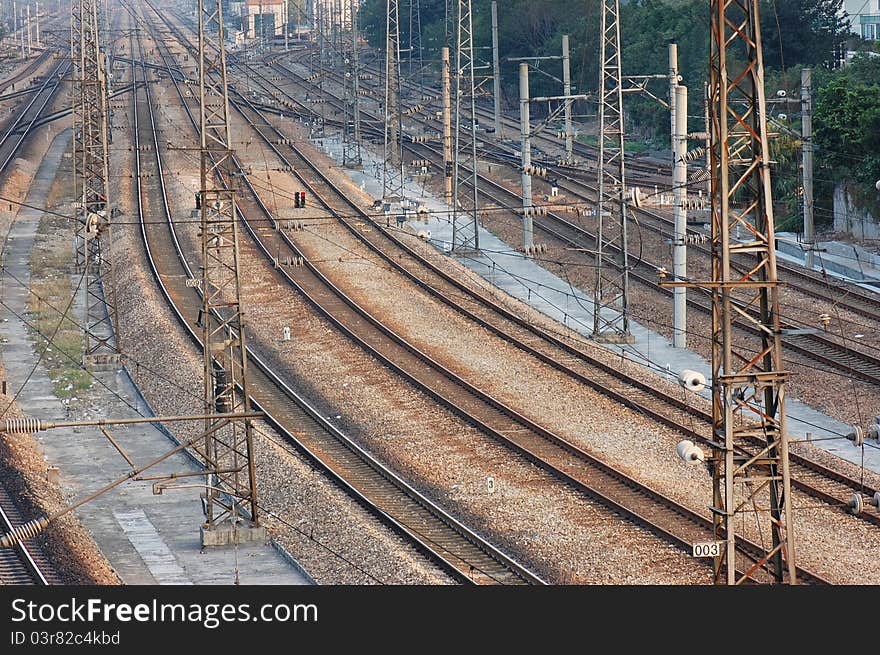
[241,0,288,39]
[843,0,880,39]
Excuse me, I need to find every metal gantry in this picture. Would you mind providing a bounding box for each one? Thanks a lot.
[450,0,479,252]
[592,0,631,342]
[707,0,796,584]
[197,0,260,537]
[407,0,423,88]
[382,0,404,206]
[341,0,361,167]
[72,0,120,367]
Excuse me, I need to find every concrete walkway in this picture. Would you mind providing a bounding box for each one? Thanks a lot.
[310,131,880,475]
[0,129,312,585]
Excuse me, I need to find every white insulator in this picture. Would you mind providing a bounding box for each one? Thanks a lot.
[3,417,45,433]
[846,426,864,447]
[872,492,880,509]
[867,424,880,441]
[849,493,863,516]
[679,369,706,393]
[676,440,705,464]
[0,516,49,548]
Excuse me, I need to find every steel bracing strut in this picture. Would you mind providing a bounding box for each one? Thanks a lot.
[197,0,259,530]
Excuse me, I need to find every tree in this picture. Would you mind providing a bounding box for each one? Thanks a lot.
[759,0,848,70]
[813,55,880,223]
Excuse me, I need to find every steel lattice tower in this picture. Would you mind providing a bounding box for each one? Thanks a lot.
[708,0,795,585]
[382,0,404,204]
[197,0,259,532]
[592,0,630,342]
[451,0,479,252]
[341,0,361,167]
[408,0,423,87]
[72,0,120,365]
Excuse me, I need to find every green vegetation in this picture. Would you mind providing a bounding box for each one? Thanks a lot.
[26,204,91,400]
[813,55,880,220]
[358,0,877,227]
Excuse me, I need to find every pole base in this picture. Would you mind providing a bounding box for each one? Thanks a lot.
[83,353,121,372]
[200,521,267,547]
[593,331,636,345]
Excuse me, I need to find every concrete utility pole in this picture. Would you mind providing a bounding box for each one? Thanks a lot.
[801,67,814,269]
[441,45,452,206]
[491,0,501,138]
[593,0,632,343]
[18,2,25,57]
[519,62,532,249]
[706,0,795,585]
[26,2,31,56]
[316,0,326,135]
[562,34,572,163]
[668,42,688,349]
[72,0,119,366]
[197,0,262,544]
[35,1,40,47]
[511,44,589,253]
[672,83,687,348]
[451,0,479,252]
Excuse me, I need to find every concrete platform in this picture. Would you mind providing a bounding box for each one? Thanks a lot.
[309,131,880,475]
[776,231,880,291]
[0,129,313,585]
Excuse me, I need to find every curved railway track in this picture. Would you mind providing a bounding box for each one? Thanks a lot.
[127,2,542,586]
[0,49,52,94]
[160,10,880,520]
[0,58,68,175]
[0,42,68,589]
[226,63,880,531]
[147,7,834,585]
[257,58,880,388]
[202,49,880,524]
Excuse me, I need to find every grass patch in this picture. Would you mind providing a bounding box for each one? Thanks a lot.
[623,140,652,154]
[25,197,91,400]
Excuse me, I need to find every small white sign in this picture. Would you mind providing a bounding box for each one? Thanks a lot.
[692,541,724,558]
[487,476,495,494]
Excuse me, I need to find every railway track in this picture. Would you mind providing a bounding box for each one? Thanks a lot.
[225,62,880,531]
[0,49,52,94]
[209,52,880,525]
[0,58,68,175]
[0,483,58,585]
[0,38,69,588]
[128,1,542,586]
[149,7,833,584]
[257,47,880,388]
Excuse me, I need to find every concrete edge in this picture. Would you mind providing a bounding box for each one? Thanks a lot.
[269,539,318,585]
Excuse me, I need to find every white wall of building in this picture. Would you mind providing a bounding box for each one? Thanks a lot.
[844,0,880,34]
[242,0,288,39]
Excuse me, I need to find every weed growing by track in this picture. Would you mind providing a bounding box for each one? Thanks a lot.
[25,148,91,399]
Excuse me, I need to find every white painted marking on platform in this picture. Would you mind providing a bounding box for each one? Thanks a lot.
[113,509,192,585]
